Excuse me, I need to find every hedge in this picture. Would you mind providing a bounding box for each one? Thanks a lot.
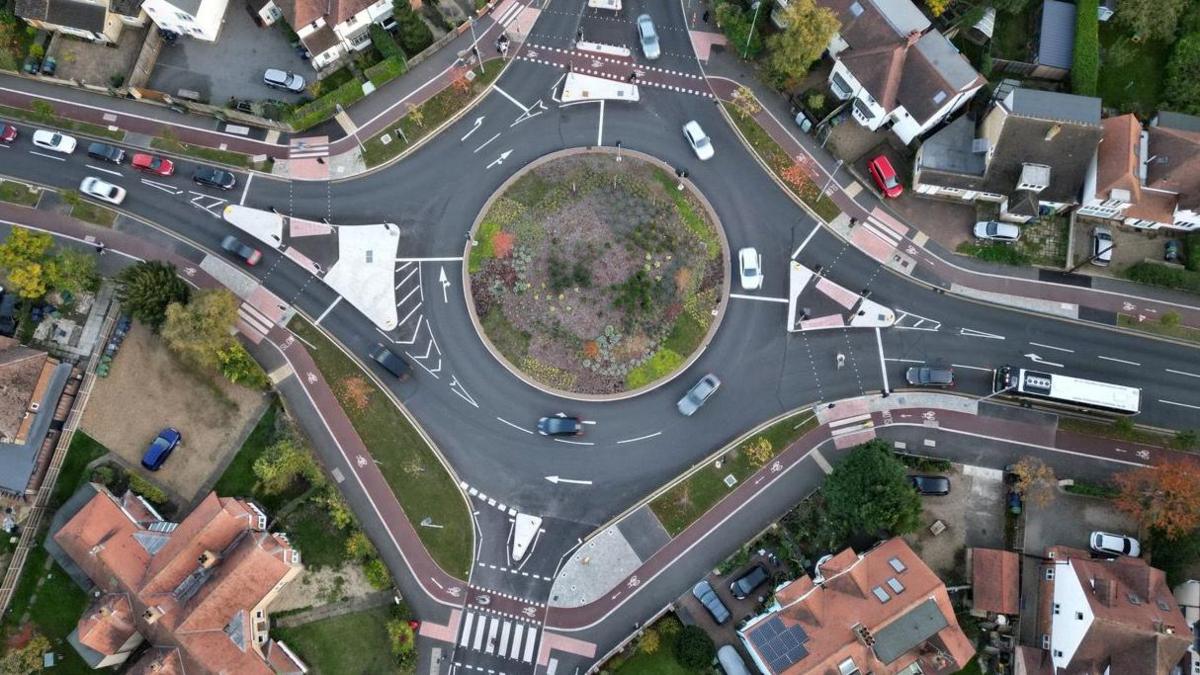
[285,78,365,132]
[1072,0,1099,96]
[370,23,406,62]
[1124,260,1200,294]
[365,56,408,88]
[1186,232,1200,272]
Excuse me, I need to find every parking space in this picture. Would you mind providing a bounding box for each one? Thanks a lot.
[45,26,148,86]
[902,463,1006,582]
[1071,219,1176,274]
[675,552,784,662]
[148,4,311,105]
[1022,488,1137,556]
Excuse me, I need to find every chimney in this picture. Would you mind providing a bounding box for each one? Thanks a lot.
[852,623,876,647]
[89,543,105,556]
[906,30,920,47]
[1045,124,1062,141]
[143,605,164,624]
[198,550,220,568]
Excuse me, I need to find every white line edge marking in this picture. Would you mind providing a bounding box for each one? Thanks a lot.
[951,363,994,372]
[1160,399,1200,410]
[791,223,821,259]
[394,256,464,262]
[497,417,534,434]
[596,99,604,147]
[616,431,663,444]
[85,164,122,177]
[1029,341,1074,353]
[314,296,342,325]
[553,438,595,446]
[29,150,65,161]
[884,358,924,364]
[1165,369,1200,379]
[1098,356,1140,366]
[239,172,254,205]
[874,327,890,394]
[729,293,788,304]
[492,85,530,113]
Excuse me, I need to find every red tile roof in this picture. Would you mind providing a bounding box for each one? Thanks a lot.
[971,548,1019,615]
[77,593,138,655]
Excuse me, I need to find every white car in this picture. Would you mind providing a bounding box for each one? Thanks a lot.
[80,176,126,205]
[1091,227,1114,266]
[1090,531,1140,557]
[636,14,660,60]
[738,247,762,290]
[32,130,76,154]
[683,121,713,161]
[973,220,1020,242]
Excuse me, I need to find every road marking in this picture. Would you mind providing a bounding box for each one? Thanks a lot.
[616,431,662,444]
[140,178,179,195]
[492,85,531,112]
[553,438,595,446]
[1166,368,1200,379]
[85,164,122,177]
[29,150,65,161]
[314,296,342,325]
[394,264,419,289]
[487,149,513,169]
[730,293,788,304]
[1024,353,1064,368]
[394,256,464,262]
[545,475,592,484]
[874,327,890,394]
[884,358,924,364]
[791,223,821,259]
[239,172,254,205]
[596,99,605,147]
[460,116,485,142]
[474,133,500,153]
[497,417,533,434]
[1098,355,1140,366]
[959,328,1005,340]
[1029,341,1074,353]
[1160,399,1200,411]
[951,363,994,372]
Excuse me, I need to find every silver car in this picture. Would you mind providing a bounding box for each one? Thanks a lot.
[263,68,307,93]
[677,373,720,416]
[637,14,660,60]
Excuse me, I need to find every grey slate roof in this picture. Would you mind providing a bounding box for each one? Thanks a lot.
[1154,111,1200,133]
[45,0,108,31]
[108,0,143,17]
[0,362,71,495]
[1037,0,1076,69]
[917,115,986,177]
[1008,87,1101,125]
[873,598,949,664]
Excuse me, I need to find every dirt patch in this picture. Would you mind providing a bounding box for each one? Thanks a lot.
[269,563,377,613]
[80,323,265,504]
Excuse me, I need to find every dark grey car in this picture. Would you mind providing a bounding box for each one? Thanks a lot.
[910,475,951,496]
[370,344,410,379]
[692,579,730,624]
[905,366,954,387]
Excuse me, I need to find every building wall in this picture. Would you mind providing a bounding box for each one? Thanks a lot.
[142,0,227,40]
[1049,561,1094,668]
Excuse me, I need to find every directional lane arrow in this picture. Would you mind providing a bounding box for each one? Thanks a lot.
[438,266,451,303]
[487,149,513,169]
[1024,353,1064,368]
[545,475,592,485]
[460,116,485,142]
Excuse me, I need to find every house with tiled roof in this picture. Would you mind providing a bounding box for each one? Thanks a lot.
[1018,545,1191,675]
[53,484,307,673]
[814,0,985,144]
[913,87,1103,222]
[1078,111,1200,231]
[737,538,975,675]
[970,548,1019,617]
[252,0,417,71]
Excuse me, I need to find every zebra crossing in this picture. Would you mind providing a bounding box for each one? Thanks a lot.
[236,302,275,343]
[456,611,540,664]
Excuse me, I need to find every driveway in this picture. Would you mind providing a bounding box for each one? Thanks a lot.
[903,463,1006,584]
[1071,218,1175,275]
[148,3,311,105]
[675,552,784,663]
[1022,488,1137,556]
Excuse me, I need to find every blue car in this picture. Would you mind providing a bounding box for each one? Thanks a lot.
[141,428,182,471]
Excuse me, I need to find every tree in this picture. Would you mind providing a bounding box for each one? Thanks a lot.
[1072,0,1099,96]
[674,625,715,669]
[1175,429,1199,451]
[1117,0,1189,42]
[217,343,269,389]
[822,440,923,539]
[639,628,661,654]
[406,102,424,128]
[314,485,353,529]
[391,0,433,56]
[715,2,766,59]
[253,436,323,495]
[1166,33,1200,115]
[345,530,376,560]
[116,260,190,330]
[364,557,392,588]
[0,227,56,299]
[0,632,51,675]
[54,248,99,295]
[161,289,238,369]
[744,436,774,466]
[765,0,840,83]
[1011,456,1058,506]
[730,85,762,119]
[1114,458,1200,539]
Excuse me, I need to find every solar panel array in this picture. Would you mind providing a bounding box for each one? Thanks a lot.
[749,616,810,673]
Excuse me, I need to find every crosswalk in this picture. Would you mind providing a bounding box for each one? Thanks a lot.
[237,302,274,343]
[457,612,540,664]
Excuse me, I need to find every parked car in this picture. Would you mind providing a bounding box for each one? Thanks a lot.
[80,177,126,205]
[717,645,752,675]
[40,56,56,77]
[537,415,582,436]
[221,235,262,265]
[683,120,714,161]
[132,152,175,176]
[636,14,660,60]
[691,580,730,624]
[192,166,237,190]
[904,366,954,387]
[141,427,182,471]
[973,220,1021,242]
[1165,239,1183,263]
[86,141,126,164]
[32,129,76,154]
[369,344,410,379]
[677,373,720,416]
[909,475,951,496]
[0,123,16,143]
[738,247,762,290]
[21,55,39,75]
[1090,531,1140,557]
[729,562,769,600]
[263,68,307,93]
[867,154,903,198]
[1091,227,1114,266]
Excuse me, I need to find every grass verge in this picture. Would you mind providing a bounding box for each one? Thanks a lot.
[1064,481,1119,499]
[152,132,267,170]
[1117,313,1200,345]
[1058,415,1175,446]
[0,103,124,141]
[0,180,39,207]
[70,201,117,227]
[274,606,409,675]
[651,411,818,536]
[361,62,503,168]
[0,543,94,674]
[211,397,283,506]
[653,169,720,260]
[723,103,841,222]
[288,317,472,577]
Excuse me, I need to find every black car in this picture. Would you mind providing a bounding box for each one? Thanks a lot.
[220,235,262,265]
[537,416,582,436]
[729,563,769,600]
[910,475,951,496]
[904,366,954,387]
[691,580,730,624]
[192,166,237,190]
[86,142,125,164]
[369,344,410,379]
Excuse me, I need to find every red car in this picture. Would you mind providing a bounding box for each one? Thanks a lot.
[131,153,175,176]
[0,123,16,143]
[867,154,903,198]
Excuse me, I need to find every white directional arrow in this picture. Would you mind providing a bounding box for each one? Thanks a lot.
[545,475,592,485]
[487,149,513,169]
[460,116,485,142]
[438,266,451,303]
[1024,353,1064,368]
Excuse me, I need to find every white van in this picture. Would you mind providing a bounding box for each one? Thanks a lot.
[718,645,751,675]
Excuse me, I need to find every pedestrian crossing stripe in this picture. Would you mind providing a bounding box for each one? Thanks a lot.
[456,612,540,663]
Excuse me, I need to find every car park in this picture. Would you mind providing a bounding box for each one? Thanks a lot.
[677,373,720,416]
[0,123,16,143]
[193,166,237,190]
[1090,531,1140,557]
[32,130,76,154]
[263,68,307,93]
[729,562,769,600]
[80,177,127,205]
[369,344,411,379]
[867,154,903,198]
[636,14,660,60]
[909,475,951,496]
[683,120,714,161]
[691,580,730,624]
[141,427,182,470]
[537,415,583,436]
[738,247,762,290]
[221,235,262,266]
[132,153,175,176]
[1091,227,1114,266]
[973,220,1021,242]
[904,366,954,387]
[86,142,125,164]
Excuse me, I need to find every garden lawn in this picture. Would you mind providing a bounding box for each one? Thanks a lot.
[288,318,472,577]
[1099,23,1169,117]
[0,180,39,206]
[278,500,349,569]
[613,648,694,675]
[1,544,95,675]
[652,412,817,535]
[274,606,402,675]
[50,432,110,508]
[211,398,289,507]
[991,7,1033,61]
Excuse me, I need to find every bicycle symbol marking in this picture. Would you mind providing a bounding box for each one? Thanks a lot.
[627,576,641,589]
[522,606,537,617]
[922,411,937,421]
[446,586,462,598]
[356,455,368,468]
[1136,449,1150,460]
[770,461,783,474]
[306,372,318,384]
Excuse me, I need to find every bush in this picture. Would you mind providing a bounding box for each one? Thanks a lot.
[639,628,660,654]
[218,343,270,389]
[625,348,683,389]
[674,625,715,669]
[370,24,405,61]
[1165,32,1200,115]
[365,56,408,88]
[128,473,169,505]
[1124,261,1200,293]
[285,78,366,132]
[392,0,433,55]
[744,436,774,466]
[1186,232,1200,272]
[364,557,392,588]
[1071,0,1099,96]
[1064,481,1120,498]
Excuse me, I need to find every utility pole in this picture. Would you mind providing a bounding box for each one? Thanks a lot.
[467,16,484,75]
[743,1,762,58]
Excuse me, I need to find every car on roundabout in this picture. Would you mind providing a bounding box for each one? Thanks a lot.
[738,247,763,290]
[683,121,714,161]
[678,373,720,416]
[537,415,582,436]
[80,176,126,205]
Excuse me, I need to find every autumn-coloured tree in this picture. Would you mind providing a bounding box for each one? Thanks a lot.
[1115,458,1200,539]
[730,86,761,119]
[780,159,817,190]
[744,437,774,466]
[1011,456,1058,507]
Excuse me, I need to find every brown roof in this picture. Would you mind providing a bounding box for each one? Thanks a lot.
[77,594,138,655]
[972,548,1019,615]
[0,336,49,442]
[54,485,152,592]
[280,0,377,29]
[742,538,975,674]
[1146,123,1200,211]
[300,23,341,57]
[1096,114,1142,202]
[125,648,185,675]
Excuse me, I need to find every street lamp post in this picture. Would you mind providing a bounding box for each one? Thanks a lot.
[744,1,762,59]
[467,16,484,75]
[821,158,844,195]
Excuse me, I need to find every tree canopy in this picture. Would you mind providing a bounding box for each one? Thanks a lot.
[116,260,190,329]
[1166,33,1200,115]
[1115,458,1200,539]
[162,288,238,369]
[766,0,841,84]
[822,440,923,539]
[1116,0,1189,42]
